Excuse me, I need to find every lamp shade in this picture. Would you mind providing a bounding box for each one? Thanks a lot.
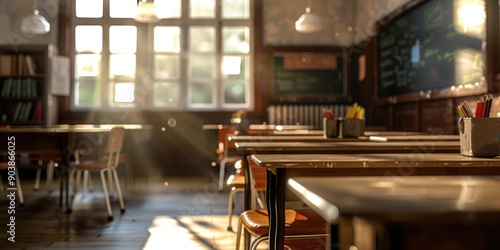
[134,0,160,23]
[295,12,322,33]
[21,9,50,35]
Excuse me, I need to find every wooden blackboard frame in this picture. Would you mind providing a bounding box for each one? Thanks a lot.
[374,0,487,104]
[271,52,349,102]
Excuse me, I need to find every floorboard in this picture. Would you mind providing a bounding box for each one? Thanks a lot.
[0,175,267,250]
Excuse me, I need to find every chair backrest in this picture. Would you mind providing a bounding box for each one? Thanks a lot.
[105,126,125,154]
[215,125,237,163]
[102,126,125,168]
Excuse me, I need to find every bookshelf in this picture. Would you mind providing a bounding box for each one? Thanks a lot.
[0,44,58,126]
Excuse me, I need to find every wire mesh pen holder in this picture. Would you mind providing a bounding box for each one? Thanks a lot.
[458,117,500,157]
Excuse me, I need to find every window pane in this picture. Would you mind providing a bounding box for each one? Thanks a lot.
[222,0,249,19]
[110,26,137,53]
[110,54,136,78]
[190,82,213,104]
[75,79,100,106]
[110,0,137,18]
[190,0,215,18]
[76,54,101,77]
[76,0,103,18]
[190,27,215,52]
[223,27,250,53]
[154,82,180,106]
[155,0,181,18]
[75,26,102,53]
[113,82,135,103]
[190,55,214,79]
[224,82,247,104]
[155,55,180,79]
[154,27,181,52]
[222,55,248,80]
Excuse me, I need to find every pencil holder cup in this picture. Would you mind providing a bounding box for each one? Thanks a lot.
[231,117,249,133]
[323,118,338,138]
[340,118,365,138]
[458,118,500,157]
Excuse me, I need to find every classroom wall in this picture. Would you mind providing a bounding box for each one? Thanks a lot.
[0,0,59,46]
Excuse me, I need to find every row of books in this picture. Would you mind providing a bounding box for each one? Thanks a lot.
[0,54,38,77]
[1,78,39,98]
[9,101,43,122]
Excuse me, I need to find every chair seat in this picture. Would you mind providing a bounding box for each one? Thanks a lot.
[241,209,327,236]
[284,236,327,250]
[227,174,267,190]
[98,153,126,163]
[75,161,109,170]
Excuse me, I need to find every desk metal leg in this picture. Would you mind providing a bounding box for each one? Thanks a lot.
[268,168,285,250]
[243,154,251,250]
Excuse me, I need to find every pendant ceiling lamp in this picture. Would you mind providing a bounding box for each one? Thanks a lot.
[134,0,160,23]
[295,0,322,33]
[21,0,50,35]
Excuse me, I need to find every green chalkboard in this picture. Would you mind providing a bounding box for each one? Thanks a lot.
[377,0,484,97]
[272,53,347,96]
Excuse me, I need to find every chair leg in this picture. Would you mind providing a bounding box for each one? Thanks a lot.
[257,191,266,209]
[227,187,242,231]
[235,215,243,250]
[15,167,24,206]
[218,159,227,192]
[250,235,268,250]
[100,170,113,222]
[46,161,54,192]
[87,170,94,192]
[83,170,91,194]
[74,170,82,195]
[111,168,125,214]
[107,170,114,198]
[34,160,42,191]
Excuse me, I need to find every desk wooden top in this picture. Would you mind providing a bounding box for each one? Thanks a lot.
[288,175,500,224]
[229,135,365,142]
[0,124,151,133]
[229,134,459,142]
[251,153,500,169]
[236,141,460,153]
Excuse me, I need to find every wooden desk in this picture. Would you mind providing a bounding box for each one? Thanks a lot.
[288,175,500,250]
[0,124,151,213]
[250,153,500,250]
[235,140,460,250]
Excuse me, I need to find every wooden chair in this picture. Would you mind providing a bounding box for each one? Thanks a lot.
[233,158,327,250]
[32,150,62,192]
[234,209,327,250]
[215,125,241,191]
[226,159,267,231]
[70,126,126,221]
[0,161,24,205]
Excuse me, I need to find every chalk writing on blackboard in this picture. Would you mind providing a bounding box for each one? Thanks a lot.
[273,53,346,96]
[377,0,484,98]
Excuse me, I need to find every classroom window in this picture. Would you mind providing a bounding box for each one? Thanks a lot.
[72,0,253,110]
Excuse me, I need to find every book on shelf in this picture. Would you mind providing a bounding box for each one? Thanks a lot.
[12,102,22,121]
[11,102,36,122]
[32,101,43,121]
[0,54,39,76]
[1,78,38,98]
[24,55,37,76]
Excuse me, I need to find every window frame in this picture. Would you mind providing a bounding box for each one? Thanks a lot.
[71,0,254,111]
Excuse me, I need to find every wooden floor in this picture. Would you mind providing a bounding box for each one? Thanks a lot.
[0,172,268,250]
